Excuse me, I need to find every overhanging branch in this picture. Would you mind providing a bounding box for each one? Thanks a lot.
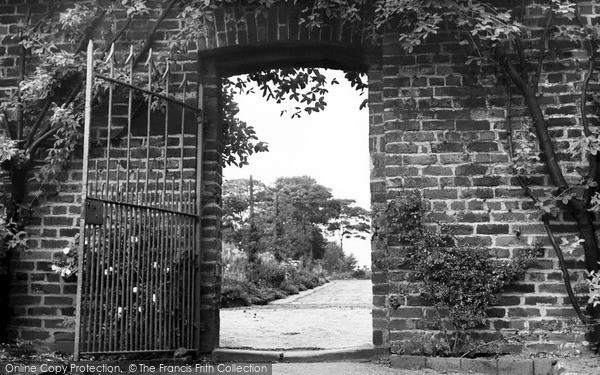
[28,125,60,155]
[132,0,178,67]
[0,111,13,140]
[542,215,590,325]
[503,58,569,189]
[505,79,590,326]
[532,8,553,90]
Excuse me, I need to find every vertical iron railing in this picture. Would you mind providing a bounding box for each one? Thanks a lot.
[75,42,202,359]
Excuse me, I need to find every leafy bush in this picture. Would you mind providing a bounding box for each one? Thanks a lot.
[220,249,326,306]
[248,261,287,288]
[294,269,320,289]
[322,242,359,274]
[280,281,300,295]
[373,190,536,356]
[222,244,249,283]
[353,267,371,279]
[415,245,533,332]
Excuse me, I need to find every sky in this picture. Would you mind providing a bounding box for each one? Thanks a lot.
[223,69,372,268]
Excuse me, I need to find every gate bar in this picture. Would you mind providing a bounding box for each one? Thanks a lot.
[74,40,95,361]
[193,58,205,352]
[94,74,201,113]
[83,197,197,218]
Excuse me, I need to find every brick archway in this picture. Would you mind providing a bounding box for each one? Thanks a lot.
[194,2,384,353]
[2,0,593,356]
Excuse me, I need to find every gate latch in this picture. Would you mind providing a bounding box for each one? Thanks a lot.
[84,199,104,225]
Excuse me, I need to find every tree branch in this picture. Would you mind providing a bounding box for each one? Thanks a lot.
[515,36,528,81]
[25,100,51,148]
[108,17,134,48]
[28,125,61,155]
[506,53,599,273]
[74,9,106,53]
[503,57,569,189]
[505,80,590,326]
[532,7,553,90]
[17,43,25,141]
[132,0,178,67]
[581,57,595,137]
[573,1,600,187]
[542,215,590,325]
[25,9,107,149]
[16,7,32,141]
[0,111,13,140]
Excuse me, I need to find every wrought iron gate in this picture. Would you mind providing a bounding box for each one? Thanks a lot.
[74,42,202,359]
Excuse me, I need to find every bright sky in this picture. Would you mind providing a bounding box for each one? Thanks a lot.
[224,69,371,268]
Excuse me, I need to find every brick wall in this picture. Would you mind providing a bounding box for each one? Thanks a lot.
[375,2,599,354]
[0,0,598,355]
[0,0,202,352]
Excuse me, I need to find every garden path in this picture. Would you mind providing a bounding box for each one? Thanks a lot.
[219,279,372,350]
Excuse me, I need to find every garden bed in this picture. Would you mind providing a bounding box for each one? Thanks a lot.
[220,265,327,307]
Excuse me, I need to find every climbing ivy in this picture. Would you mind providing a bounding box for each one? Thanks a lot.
[372,190,536,356]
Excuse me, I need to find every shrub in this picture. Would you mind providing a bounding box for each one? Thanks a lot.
[222,243,249,283]
[373,190,536,356]
[220,248,327,306]
[248,261,287,288]
[220,279,255,307]
[415,245,533,331]
[280,281,299,295]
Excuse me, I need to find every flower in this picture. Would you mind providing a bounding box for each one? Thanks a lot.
[52,234,80,280]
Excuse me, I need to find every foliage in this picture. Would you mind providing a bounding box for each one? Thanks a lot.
[0,341,71,364]
[589,271,600,308]
[220,248,327,307]
[0,0,599,348]
[51,233,79,281]
[373,191,536,356]
[173,0,520,56]
[321,242,358,273]
[221,79,269,167]
[326,199,370,250]
[227,68,367,118]
[222,176,370,264]
[0,1,369,261]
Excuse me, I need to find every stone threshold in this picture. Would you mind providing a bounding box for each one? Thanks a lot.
[212,346,386,363]
[390,354,557,375]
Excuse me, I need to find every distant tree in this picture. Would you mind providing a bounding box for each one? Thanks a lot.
[221,178,270,243]
[271,176,339,229]
[327,199,370,252]
[322,242,358,273]
[222,176,369,264]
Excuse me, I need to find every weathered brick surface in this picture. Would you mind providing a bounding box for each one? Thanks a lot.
[378,0,598,353]
[0,0,597,355]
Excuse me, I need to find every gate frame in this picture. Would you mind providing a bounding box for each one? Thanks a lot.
[74,41,205,360]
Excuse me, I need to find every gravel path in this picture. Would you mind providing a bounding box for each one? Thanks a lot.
[219,279,372,350]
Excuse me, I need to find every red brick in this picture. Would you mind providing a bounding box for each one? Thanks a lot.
[20,330,51,341]
[44,296,74,306]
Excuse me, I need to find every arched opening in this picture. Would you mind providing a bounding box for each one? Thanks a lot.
[220,67,371,350]
[197,43,384,353]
